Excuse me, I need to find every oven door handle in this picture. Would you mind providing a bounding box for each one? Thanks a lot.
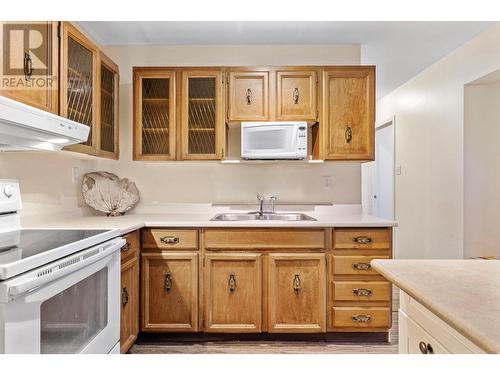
[6,238,125,298]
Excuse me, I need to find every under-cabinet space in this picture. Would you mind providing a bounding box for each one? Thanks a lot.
[268,253,326,333]
[141,252,199,332]
[204,253,262,332]
[133,68,176,160]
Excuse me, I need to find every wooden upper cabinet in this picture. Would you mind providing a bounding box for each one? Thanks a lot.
[133,68,176,160]
[323,66,375,161]
[141,252,198,332]
[60,22,99,155]
[180,70,224,160]
[204,253,262,332]
[268,253,326,333]
[0,22,59,114]
[227,71,269,121]
[98,52,119,159]
[276,70,317,120]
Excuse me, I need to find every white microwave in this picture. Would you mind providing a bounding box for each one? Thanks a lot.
[241,121,307,160]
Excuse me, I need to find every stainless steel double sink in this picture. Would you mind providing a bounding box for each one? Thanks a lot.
[210,212,316,221]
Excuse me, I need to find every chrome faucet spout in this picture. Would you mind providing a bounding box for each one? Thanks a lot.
[256,195,264,215]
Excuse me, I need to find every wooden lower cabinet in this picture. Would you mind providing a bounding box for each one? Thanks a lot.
[141,252,198,332]
[120,255,139,353]
[204,253,262,332]
[268,253,326,333]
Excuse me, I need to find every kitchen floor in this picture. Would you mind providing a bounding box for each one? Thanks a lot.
[128,312,398,354]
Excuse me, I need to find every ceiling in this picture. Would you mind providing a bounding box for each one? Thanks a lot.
[78,21,494,98]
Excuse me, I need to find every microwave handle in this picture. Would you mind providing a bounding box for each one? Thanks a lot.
[6,238,125,297]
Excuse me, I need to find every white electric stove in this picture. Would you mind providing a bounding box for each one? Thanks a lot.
[0,179,124,354]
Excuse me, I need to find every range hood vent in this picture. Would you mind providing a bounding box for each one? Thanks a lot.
[0,96,90,151]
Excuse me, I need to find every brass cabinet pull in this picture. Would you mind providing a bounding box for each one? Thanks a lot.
[121,287,129,307]
[23,52,34,80]
[353,288,373,297]
[293,88,299,104]
[352,262,372,271]
[345,126,353,144]
[419,341,434,354]
[160,236,179,245]
[352,314,371,323]
[353,236,372,244]
[228,274,236,292]
[293,273,301,293]
[164,273,173,292]
[120,242,131,252]
[246,88,252,105]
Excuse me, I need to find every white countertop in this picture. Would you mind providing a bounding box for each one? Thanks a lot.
[371,259,500,354]
[19,204,396,234]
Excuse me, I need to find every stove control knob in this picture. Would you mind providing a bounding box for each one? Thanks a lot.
[3,185,13,198]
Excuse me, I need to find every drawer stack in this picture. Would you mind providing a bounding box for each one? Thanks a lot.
[329,228,392,331]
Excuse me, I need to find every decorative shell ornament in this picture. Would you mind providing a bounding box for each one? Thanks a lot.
[82,172,140,216]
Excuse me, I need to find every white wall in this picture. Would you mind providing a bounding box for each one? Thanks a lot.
[377,23,500,259]
[0,44,363,214]
[464,81,500,258]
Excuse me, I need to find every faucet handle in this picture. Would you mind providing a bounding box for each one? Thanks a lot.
[257,194,264,201]
[270,196,277,201]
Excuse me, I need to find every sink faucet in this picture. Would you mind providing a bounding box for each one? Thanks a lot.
[256,195,264,215]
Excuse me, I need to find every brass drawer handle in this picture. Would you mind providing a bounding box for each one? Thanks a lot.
[160,236,179,245]
[228,274,236,293]
[24,52,34,80]
[419,341,434,354]
[121,287,129,307]
[353,288,373,297]
[345,126,353,143]
[353,236,372,244]
[164,273,173,292]
[293,273,301,293]
[120,242,131,252]
[352,262,371,271]
[246,88,252,105]
[352,314,371,323]
[293,88,299,104]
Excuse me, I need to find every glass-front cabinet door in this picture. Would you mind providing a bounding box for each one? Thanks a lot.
[60,22,99,155]
[133,68,176,160]
[98,52,119,159]
[180,70,224,160]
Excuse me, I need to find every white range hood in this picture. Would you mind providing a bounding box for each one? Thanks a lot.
[0,96,90,151]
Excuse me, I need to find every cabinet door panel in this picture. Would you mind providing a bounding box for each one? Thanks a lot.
[323,67,375,160]
[0,21,58,113]
[204,253,262,332]
[277,71,317,120]
[98,52,119,159]
[120,256,139,353]
[60,22,99,155]
[133,69,176,160]
[268,253,326,333]
[141,252,198,332]
[180,70,223,159]
[228,71,269,121]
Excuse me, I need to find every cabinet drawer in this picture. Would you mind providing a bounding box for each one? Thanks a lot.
[142,229,199,250]
[121,231,139,262]
[333,228,391,249]
[333,255,388,276]
[204,229,325,250]
[333,307,390,328]
[333,281,390,302]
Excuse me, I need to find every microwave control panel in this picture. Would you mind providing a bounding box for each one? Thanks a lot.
[297,125,307,157]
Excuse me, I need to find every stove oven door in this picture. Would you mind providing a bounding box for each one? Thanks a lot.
[0,238,122,354]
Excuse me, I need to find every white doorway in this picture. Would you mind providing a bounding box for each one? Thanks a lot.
[362,117,395,220]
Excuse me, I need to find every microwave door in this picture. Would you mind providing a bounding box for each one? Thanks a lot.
[242,125,297,158]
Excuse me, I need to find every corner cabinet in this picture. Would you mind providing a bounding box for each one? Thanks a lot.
[133,68,176,160]
[98,52,119,159]
[180,70,224,160]
[60,22,99,155]
[0,21,59,114]
[322,66,375,161]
